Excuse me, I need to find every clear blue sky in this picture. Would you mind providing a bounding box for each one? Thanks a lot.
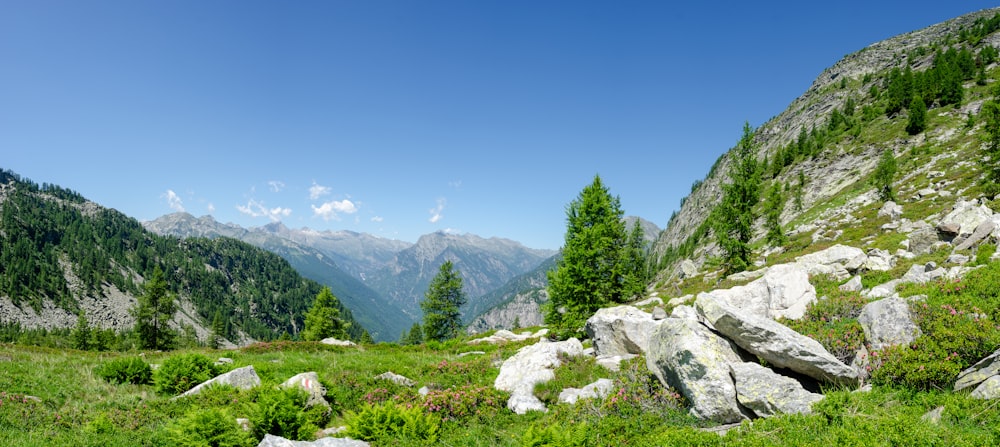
[3,1,997,250]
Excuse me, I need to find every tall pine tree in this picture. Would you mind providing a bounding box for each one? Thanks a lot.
[764,182,787,247]
[713,122,761,274]
[132,266,177,351]
[421,261,466,342]
[302,287,349,341]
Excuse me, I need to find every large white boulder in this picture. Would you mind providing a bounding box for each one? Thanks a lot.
[699,263,816,321]
[585,305,664,357]
[857,297,922,351]
[940,200,994,236]
[730,362,824,417]
[494,338,584,414]
[176,365,261,399]
[281,372,329,409]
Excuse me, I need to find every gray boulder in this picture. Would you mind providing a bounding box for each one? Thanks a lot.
[699,263,816,321]
[652,307,668,320]
[696,295,858,386]
[856,297,922,351]
[730,362,824,417]
[258,434,368,447]
[558,378,615,405]
[941,200,993,236]
[680,259,699,278]
[375,371,415,387]
[585,305,663,357]
[955,220,996,251]
[795,244,866,271]
[282,372,329,409]
[864,279,901,299]
[946,254,970,265]
[970,376,1000,399]
[646,318,746,423]
[320,338,357,347]
[839,275,863,293]
[176,365,261,399]
[863,249,894,272]
[955,348,1000,391]
[878,201,903,221]
[908,227,941,256]
[595,353,638,372]
[494,338,584,414]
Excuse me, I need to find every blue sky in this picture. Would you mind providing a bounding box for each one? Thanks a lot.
[3,1,997,250]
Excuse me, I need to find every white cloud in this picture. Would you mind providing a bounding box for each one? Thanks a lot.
[371,216,384,223]
[162,189,185,212]
[448,180,462,189]
[206,202,216,214]
[428,198,446,223]
[268,180,286,192]
[312,199,358,221]
[309,182,332,200]
[236,198,291,221]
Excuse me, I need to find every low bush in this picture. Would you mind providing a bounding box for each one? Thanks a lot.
[95,357,153,385]
[250,387,310,441]
[419,385,508,421]
[154,353,217,395]
[784,292,868,365]
[165,407,254,447]
[344,401,439,443]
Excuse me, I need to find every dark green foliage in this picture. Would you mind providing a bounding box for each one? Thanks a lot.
[905,96,926,135]
[521,422,593,447]
[0,169,365,344]
[764,182,787,247]
[250,388,312,441]
[784,291,867,365]
[132,266,177,351]
[418,385,508,422]
[154,353,217,395]
[713,122,761,274]
[209,312,225,349]
[95,357,153,385]
[302,287,349,341]
[72,313,91,351]
[420,261,466,342]
[872,149,897,202]
[166,408,254,447]
[401,323,423,345]
[980,100,1000,193]
[545,175,644,337]
[344,401,440,443]
[795,171,806,211]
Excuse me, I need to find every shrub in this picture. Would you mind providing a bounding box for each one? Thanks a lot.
[521,421,592,447]
[250,387,310,441]
[974,243,997,266]
[419,385,508,421]
[95,357,153,385]
[784,293,868,365]
[344,401,439,443]
[165,408,254,447]
[154,353,217,395]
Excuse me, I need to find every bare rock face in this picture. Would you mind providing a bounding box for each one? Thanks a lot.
[940,200,994,236]
[698,264,816,321]
[585,305,664,357]
[176,365,261,399]
[730,362,824,418]
[908,227,942,256]
[494,338,584,414]
[696,295,858,386]
[646,318,746,424]
[955,220,996,251]
[857,297,922,351]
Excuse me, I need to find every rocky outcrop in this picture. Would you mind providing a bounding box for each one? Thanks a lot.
[857,297,922,351]
[176,365,261,399]
[730,362,824,417]
[585,306,664,357]
[558,378,614,405]
[494,338,584,414]
[954,220,996,251]
[696,295,858,386]
[646,318,746,423]
[970,376,1000,399]
[955,348,1000,392]
[699,264,816,321]
[258,434,368,447]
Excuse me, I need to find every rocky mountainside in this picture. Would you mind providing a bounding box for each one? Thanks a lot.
[652,7,1000,276]
[0,170,364,344]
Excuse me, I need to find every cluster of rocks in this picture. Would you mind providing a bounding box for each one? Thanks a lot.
[467,328,548,345]
[955,348,1000,399]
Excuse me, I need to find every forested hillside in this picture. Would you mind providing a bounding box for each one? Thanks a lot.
[0,169,363,343]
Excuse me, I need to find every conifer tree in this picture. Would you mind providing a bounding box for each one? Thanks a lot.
[907,96,927,135]
[873,149,898,202]
[72,312,90,351]
[132,266,177,350]
[209,311,225,349]
[401,323,424,345]
[302,287,349,341]
[980,100,1000,194]
[795,171,806,211]
[713,122,761,274]
[421,261,466,342]
[545,175,643,337]
[764,182,787,247]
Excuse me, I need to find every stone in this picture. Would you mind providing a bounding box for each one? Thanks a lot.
[695,295,858,386]
[726,268,768,282]
[839,275,863,293]
[795,245,866,271]
[921,406,945,424]
[699,263,816,321]
[558,378,615,405]
[375,371,415,387]
[857,297,922,351]
[955,348,1000,391]
[237,418,251,431]
[595,354,638,372]
[215,357,234,365]
[646,318,746,423]
[955,220,996,251]
[680,259,699,278]
[946,254,970,265]
[896,249,916,260]
[257,434,369,447]
[729,362,824,418]
[467,328,548,345]
[670,305,698,320]
[652,307,668,320]
[863,249,895,272]
[916,188,936,198]
[667,295,694,307]
[864,280,901,299]
[908,227,941,256]
[941,200,994,236]
[970,375,1000,399]
[877,201,903,221]
[494,338,584,414]
[282,372,329,409]
[320,338,357,347]
[902,264,930,284]
[418,386,430,396]
[633,296,663,307]
[176,365,261,399]
[585,306,664,357]
[937,222,961,238]
[457,351,486,357]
